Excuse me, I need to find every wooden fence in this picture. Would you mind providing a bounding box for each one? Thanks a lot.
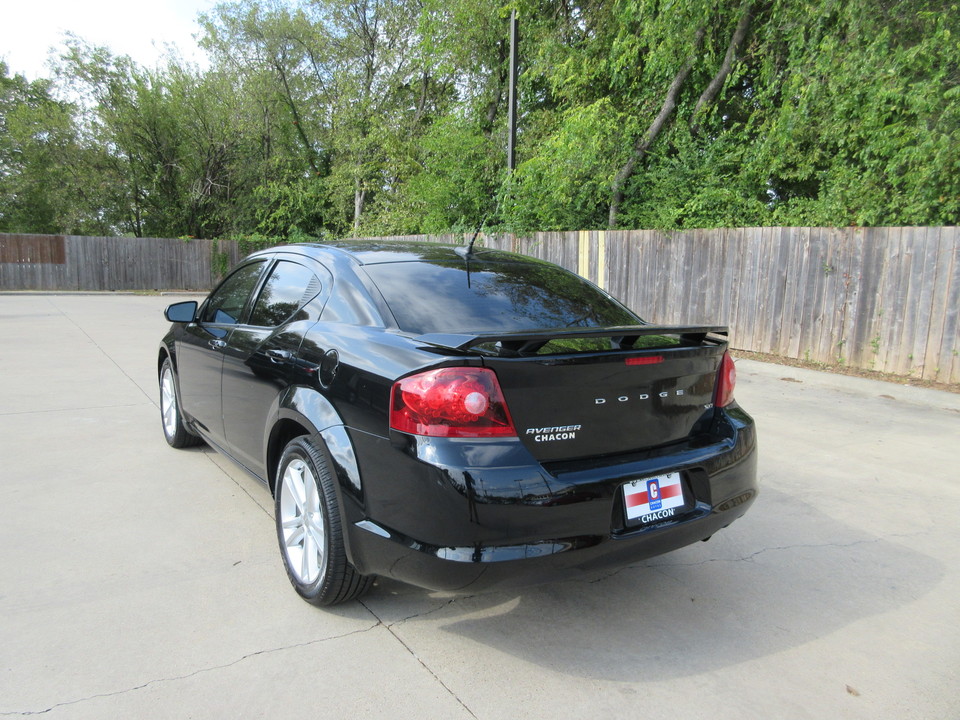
[0,234,220,291]
[1,228,957,383]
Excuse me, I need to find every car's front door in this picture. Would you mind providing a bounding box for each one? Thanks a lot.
[176,259,269,445]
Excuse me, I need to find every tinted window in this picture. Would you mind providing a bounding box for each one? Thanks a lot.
[201,261,267,325]
[249,261,320,327]
[363,260,639,335]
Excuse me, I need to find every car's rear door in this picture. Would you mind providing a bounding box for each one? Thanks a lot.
[220,257,330,476]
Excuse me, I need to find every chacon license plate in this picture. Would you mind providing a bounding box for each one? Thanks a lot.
[623,472,687,526]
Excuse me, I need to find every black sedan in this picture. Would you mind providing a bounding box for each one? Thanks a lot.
[158,241,757,605]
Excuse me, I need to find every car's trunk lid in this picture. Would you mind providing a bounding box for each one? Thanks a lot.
[416,326,726,462]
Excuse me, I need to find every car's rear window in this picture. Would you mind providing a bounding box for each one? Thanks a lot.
[363,259,639,335]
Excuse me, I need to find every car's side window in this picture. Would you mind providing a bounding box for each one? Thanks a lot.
[248,260,321,328]
[201,260,268,325]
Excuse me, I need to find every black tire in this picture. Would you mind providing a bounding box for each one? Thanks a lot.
[159,357,204,449]
[275,436,373,605]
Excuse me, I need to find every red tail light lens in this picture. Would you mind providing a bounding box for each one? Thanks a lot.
[714,351,736,408]
[390,367,517,437]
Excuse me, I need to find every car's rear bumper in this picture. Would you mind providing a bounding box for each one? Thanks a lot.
[342,406,757,592]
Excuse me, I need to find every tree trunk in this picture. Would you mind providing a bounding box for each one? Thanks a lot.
[690,1,755,131]
[275,60,320,176]
[482,40,509,137]
[353,180,366,233]
[608,28,705,229]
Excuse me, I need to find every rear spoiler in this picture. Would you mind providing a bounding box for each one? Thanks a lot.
[414,325,728,354]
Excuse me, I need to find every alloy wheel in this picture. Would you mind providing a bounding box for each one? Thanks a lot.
[279,458,326,584]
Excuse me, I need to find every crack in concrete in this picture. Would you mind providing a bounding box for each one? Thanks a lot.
[360,599,478,719]
[0,623,380,717]
[387,595,477,627]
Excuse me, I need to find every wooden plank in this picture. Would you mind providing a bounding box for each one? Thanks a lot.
[652,230,670,324]
[616,231,632,314]
[756,226,773,351]
[785,227,809,358]
[924,227,957,382]
[633,230,649,320]
[890,227,920,373]
[908,226,941,378]
[933,227,960,384]
[667,231,686,325]
[796,228,824,362]
[723,228,741,349]
[103,237,121,289]
[606,230,627,307]
[597,230,607,291]
[715,228,736,331]
[872,227,899,373]
[772,227,791,355]
[631,230,648,320]
[837,227,860,365]
[748,226,768,352]
[758,227,786,354]
[695,229,712,324]
[644,230,656,322]
[734,227,761,352]
[669,230,684,324]
[630,228,643,317]
[812,227,840,364]
[694,229,712,325]
[578,230,589,279]
[564,230,578,273]
[850,227,885,369]
[885,226,912,373]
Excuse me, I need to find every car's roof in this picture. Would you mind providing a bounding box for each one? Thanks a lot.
[269,240,539,266]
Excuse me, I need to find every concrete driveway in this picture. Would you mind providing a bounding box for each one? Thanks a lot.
[1,293,958,719]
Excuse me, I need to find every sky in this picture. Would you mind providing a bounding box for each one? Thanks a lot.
[1,0,219,80]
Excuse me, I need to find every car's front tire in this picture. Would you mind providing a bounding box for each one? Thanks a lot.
[159,357,203,448]
[275,436,372,605]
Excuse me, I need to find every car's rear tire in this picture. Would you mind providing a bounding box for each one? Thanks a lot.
[275,436,373,605]
[159,357,203,448]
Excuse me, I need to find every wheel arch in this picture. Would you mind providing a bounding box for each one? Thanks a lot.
[267,387,363,502]
[266,418,314,494]
[158,345,172,375]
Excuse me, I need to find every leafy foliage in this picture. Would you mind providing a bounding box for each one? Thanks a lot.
[1,0,957,237]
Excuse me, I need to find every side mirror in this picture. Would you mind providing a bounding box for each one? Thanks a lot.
[164,301,198,323]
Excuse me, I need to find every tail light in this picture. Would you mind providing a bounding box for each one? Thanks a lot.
[714,351,736,408]
[390,367,517,437]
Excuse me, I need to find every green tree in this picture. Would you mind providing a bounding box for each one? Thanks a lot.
[0,62,113,234]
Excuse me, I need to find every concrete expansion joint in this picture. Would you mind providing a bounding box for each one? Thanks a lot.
[0,622,381,717]
[44,296,154,406]
[360,599,478,719]
[0,402,149,418]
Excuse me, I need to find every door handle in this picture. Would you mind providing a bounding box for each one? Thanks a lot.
[208,339,227,350]
[267,349,292,363]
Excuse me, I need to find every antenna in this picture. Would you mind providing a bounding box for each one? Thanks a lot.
[457,215,487,259]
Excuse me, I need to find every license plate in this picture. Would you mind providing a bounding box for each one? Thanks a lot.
[623,472,686,525]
